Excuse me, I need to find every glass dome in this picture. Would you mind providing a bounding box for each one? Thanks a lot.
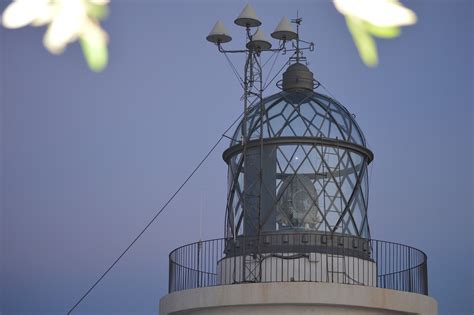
[230,91,366,146]
[223,89,373,239]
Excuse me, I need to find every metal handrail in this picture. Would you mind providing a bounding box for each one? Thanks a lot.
[168,233,428,296]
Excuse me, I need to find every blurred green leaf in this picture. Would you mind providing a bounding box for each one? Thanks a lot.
[366,23,400,38]
[87,4,109,20]
[80,35,108,72]
[346,16,378,67]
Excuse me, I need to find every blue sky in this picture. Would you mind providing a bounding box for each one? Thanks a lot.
[1,1,472,314]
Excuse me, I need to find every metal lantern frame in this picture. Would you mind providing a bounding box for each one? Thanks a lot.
[223,90,374,240]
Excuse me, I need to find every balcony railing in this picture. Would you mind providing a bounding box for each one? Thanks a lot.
[168,233,428,295]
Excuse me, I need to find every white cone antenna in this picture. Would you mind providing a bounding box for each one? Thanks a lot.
[234,4,261,27]
[246,28,272,50]
[206,21,232,44]
[271,17,298,41]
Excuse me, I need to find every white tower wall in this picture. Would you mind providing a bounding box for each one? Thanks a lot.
[160,282,437,315]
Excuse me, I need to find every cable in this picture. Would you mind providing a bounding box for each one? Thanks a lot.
[263,50,280,89]
[261,50,278,69]
[263,60,287,91]
[223,51,245,89]
[67,111,244,314]
[319,81,339,101]
[263,50,297,91]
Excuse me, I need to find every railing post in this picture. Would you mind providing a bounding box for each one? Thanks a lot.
[168,257,172,293]
[424,258,429,295]
[197,241,201,288]
[408,248,412,293]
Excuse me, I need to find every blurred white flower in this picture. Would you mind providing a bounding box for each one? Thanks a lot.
[334,0,417,27]
[1,0,109,71]
[333,0,417,67]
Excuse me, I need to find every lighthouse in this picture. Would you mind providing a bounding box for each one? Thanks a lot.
[160,5,437,315]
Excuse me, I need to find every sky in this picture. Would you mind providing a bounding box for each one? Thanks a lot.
[0,1,472,314]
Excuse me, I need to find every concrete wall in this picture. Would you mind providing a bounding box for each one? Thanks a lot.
[159,282,437,315]
[218,253,377,285]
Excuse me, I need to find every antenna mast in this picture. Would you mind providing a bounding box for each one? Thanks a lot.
[206,4,314,283]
